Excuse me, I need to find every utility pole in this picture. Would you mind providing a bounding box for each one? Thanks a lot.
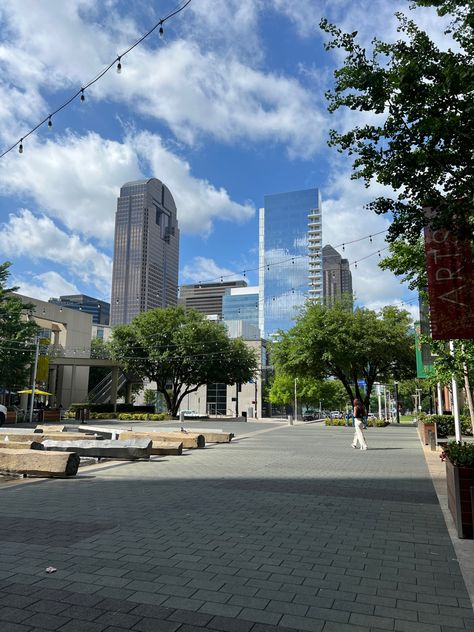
[29,335,40,424]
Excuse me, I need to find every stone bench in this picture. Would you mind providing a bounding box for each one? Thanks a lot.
[0,448,80,477]
[119,430,205,449]
[0,432,100,443]
[36,439,153,461]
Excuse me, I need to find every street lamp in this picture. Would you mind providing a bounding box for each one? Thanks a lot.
[294,377,298,422]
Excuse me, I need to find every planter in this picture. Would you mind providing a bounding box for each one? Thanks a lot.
[418,420,436,445]
[446,459,474,538]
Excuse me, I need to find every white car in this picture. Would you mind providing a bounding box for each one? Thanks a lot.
[0,403,6,426]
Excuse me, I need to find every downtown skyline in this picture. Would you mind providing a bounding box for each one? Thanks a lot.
[0,1,454,321]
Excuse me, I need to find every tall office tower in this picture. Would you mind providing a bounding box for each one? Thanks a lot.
[259,188,322,339]
[110,178,179,325]
[49,294,110,325]
[322,244,353,307]
[179,280,247,319]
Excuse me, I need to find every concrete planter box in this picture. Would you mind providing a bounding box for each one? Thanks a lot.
[418,420,436,445]
[446,459,474,538]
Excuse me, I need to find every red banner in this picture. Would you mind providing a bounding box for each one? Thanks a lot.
[424,211,474,340]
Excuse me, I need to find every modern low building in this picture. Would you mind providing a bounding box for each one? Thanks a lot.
[179,280,247,320]
[322,244,353,307]
[222,286,259,331]
[15,294,92,408]
[110,178,180,325]
[259,188,322,339]
[49,294,110,325]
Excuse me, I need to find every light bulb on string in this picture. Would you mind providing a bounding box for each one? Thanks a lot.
[80,89,85,103]
[355,262,358,268]
[369,235,373,243]
[378,251,381,258]
[159,21,164,38]
[116,57,122,73]
[18,139,23,154]
[48,116,52,129]
[342,244,345,251]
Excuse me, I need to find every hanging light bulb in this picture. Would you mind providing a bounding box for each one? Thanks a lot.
[355,262,358,268]
[378,250,381,258]
[220,276,223,283]
[80,88,85,103]
[243,270,246,278]
[342,244,345,251]
[18,139,23,154]
[369,235,373,243]
[267,265,270,271]
[117,57,122,73]
[48,116,52,129]
[159,21,164,38]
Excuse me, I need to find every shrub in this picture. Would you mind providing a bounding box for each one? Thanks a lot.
[429,415,473,438]
[367,419,388,427]
[441,441,474,467]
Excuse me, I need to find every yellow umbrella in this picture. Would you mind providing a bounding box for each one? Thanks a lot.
[17,389,53,396]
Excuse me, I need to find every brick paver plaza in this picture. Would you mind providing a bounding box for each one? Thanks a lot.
[1,422,473,631]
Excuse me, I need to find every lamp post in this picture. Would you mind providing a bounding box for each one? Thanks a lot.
[394,382,400,424]
[29,335,40,424]
[294,377,298,422]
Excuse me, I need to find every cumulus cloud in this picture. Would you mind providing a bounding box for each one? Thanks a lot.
[180,256,245,285]
[0,131,255,240]
[0,209,112,294]
[13,271,79,302]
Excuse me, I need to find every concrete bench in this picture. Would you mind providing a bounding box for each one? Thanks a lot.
[35,425,66,433]
[0,448,80,477]
[0,432,100,443]
[119,430,205,449]
[158,428,233,443]
[36,439,153,461]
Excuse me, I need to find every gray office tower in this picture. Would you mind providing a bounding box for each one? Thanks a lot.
[110,178,179,325]
[322,244,353,307]
[259,188,322,339]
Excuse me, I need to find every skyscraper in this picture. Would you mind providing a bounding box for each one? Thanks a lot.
[259,188,322,338]
[49,294,110,325]
[322,244,353,307]
[178,280,247,320]
[110,178,179,325]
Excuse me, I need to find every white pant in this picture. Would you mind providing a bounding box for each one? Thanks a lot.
[352,419,367,449]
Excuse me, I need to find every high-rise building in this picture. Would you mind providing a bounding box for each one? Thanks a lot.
[179,280,247,320]
[49,295,110,325]
[322,244,353,306]
[222,286,259,330]
[259,188,322,338]
[110,178,179,325]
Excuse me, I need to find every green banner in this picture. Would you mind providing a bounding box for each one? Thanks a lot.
[414,322,432,379]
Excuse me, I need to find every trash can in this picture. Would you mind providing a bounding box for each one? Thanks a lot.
[241,411,247,420]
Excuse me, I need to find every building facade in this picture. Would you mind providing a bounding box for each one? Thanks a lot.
[49,294,110,325]
[322,244,353,306]
[110,178,179,325]
[259,188,322,339]
[222,286,259,330]
[179,280,247,320]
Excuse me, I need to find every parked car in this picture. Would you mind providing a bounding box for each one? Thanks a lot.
[330,410,344,419]
[367,412,378,420]
[303,411,315,421]
[0,403,6,425]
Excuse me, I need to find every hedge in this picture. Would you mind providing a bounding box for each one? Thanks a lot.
[324,418,388,427]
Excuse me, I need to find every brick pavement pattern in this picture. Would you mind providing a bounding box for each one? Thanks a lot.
[0,422,473,631]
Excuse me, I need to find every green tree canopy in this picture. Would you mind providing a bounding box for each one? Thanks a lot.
[272,301,416,409]
[111,306,257,417]
[320,1,473,242]
[269,373,347,411]
[0,262,38,394]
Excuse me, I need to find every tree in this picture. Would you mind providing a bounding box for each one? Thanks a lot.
[269,373,347,411]
[0,262,38,397]
[272,301,415,410]
[111,306,257,417]
[320,1,473,243]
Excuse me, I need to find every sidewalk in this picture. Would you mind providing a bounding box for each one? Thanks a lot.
[1,422,473,631]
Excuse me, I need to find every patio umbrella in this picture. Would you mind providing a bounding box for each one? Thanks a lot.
[17,389,53,396]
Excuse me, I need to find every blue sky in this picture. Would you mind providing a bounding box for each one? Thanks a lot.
[0,0,452,317]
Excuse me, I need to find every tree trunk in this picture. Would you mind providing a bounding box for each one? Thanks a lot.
[462,362,474,435]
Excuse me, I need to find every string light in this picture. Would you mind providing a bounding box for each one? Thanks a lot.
[0,0,193,160]
[116,57,122,74]
[18,139,23,154]
[159,21,164,38]
[48,116,52,128]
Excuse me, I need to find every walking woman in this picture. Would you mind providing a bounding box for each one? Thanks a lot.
[351,398,368,450]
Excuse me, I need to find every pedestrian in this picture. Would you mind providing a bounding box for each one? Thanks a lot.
[351,398,368,450]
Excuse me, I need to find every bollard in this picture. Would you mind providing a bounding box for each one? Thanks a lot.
[179,411,185,423]
[428,430,437,451]
[288,415,293,426]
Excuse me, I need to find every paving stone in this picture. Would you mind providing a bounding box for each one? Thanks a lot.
[132,618,180,632]
[279,613,324,631]
[207,615,254,632]
[22,612,71,630]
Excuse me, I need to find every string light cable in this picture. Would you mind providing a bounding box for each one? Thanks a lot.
[0,0,193,158]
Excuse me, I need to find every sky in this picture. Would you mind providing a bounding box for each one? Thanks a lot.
[0,0,454,320]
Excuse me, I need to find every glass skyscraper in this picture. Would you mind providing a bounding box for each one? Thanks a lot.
[110,178,179,325]
[259,188,322,339]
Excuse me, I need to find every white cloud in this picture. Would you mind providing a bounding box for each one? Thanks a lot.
[0,209,112,294]
[13,271,79,302]
[0,131,255,240]
[180,257,245,285]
